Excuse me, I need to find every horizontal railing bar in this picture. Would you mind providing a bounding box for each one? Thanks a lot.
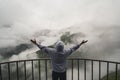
[1,58,120,64]
[0,59,50,64]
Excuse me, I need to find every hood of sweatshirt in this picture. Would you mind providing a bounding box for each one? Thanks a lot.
[55,41,64,52]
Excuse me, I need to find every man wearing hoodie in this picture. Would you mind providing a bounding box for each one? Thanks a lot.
[31,39,88,80]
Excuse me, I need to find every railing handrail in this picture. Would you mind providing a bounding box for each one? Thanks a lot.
[0,58,120,80]
[0,58,120,64]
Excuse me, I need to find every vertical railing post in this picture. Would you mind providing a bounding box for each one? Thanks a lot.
[107,62,109,80]
[77,59,79,80]
[8,63,10,80]
[24,61,26,80]
[99,61,101,80]
[0,64,2,80]
[84,60,86,80]
[71,59,73,80]
[38,60,41,80]
[45,60,48,80]
[31,60,34,80]
[91,60,93,80]
[16,62,19,80]
[115,63,118,80]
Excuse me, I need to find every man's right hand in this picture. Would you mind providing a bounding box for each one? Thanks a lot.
[80,40,88,45]
[30,39,37,45]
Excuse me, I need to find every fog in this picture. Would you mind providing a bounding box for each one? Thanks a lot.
[0,0,120,80]
[0,0,120,57]
[0,0,120,65]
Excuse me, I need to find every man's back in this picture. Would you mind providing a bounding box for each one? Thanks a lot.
[49,50,68,72]
[40,44,80,72]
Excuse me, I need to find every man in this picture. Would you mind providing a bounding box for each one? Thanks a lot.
[31,39,88,80]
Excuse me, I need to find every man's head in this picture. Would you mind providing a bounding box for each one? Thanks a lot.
[55,41,64,52]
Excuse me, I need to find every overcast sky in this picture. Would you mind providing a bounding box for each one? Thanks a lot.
[0,0,120,61]
[1,0,120,29]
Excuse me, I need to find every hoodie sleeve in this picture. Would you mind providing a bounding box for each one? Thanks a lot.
[36,44,55,55]
[65,44,80,56]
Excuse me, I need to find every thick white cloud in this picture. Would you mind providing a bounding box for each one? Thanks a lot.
[0,0,120,61]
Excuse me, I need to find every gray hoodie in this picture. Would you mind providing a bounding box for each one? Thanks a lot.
[37,41,80,72]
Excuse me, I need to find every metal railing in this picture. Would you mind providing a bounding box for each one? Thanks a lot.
[0,58,120,80]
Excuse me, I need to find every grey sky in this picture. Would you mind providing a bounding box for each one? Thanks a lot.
[0,0,120,29]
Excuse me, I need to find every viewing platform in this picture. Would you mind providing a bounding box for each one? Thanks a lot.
[0,58,120,80]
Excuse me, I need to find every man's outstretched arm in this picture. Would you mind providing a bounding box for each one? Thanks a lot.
[30,39,45,49]
[30,39,54,55]
[73,40,88,50]
[65,40,88,56]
